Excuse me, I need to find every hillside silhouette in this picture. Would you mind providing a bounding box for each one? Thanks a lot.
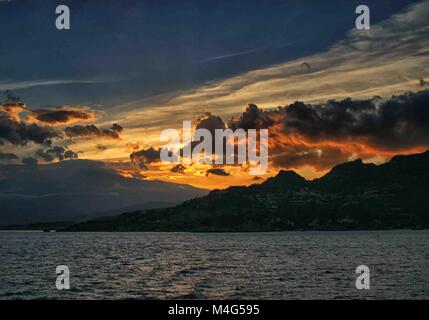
[65,151,429,232]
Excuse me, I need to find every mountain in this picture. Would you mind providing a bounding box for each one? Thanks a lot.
[0,160,208,225]
[64,151,429,232]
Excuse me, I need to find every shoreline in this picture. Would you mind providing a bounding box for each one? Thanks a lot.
[1,228,428,233]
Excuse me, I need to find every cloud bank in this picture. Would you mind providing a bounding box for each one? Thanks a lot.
[31,106,96,125]
[65,124,122,140]
[227,90,429,171]
[0,105,59,146]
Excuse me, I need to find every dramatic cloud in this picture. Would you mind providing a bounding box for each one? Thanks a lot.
[179,113,229,159]
[111,0,429,151]
[34,146,78,163]
[206,168,230,176]
[111,123,123,133]
[0,110,59,146]
[227,90,429,171]
[0,97,123,166]
[35,149,55,162]
[130,147,161,169]
[32,107,96,125]
[2,1,428,186]
[1,96,96,126]
[228,104,273,130]
[126,90,429,178]
[241,91,429,149]
[65,124,122,140]
[0,101,78,147]
[196,113,227,133]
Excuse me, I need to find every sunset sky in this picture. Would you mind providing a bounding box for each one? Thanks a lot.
[1,0,429,190]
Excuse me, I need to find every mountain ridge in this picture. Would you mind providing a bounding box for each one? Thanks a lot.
[64,151,429,232]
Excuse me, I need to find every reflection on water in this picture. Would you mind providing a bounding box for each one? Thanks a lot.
[0,231,428,299]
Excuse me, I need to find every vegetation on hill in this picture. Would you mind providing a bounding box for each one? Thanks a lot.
[64,151,429,232]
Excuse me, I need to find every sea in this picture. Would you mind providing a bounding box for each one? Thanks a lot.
[0,230,428,299]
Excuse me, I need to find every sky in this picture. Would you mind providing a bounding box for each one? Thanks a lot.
[1,0,429,189]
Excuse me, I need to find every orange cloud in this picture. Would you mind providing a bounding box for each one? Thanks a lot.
[65,124,123,140]
[30,106,97,125]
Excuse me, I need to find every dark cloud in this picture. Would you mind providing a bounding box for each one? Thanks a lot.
[0,98,103,147]
[111,123,123,133]
[227,90,429,171]
[196,113,227,134]
[32,107,95,125]
[65,124,121,140]
[206,168,230,176]
[233,91,429,150]
[0,112,59,146]
[124,90,429,175]
[35,149,55,162]
[228,104,274,130]
[130,147,161,169]
[181,113,229,159]
[35,146,78,163]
